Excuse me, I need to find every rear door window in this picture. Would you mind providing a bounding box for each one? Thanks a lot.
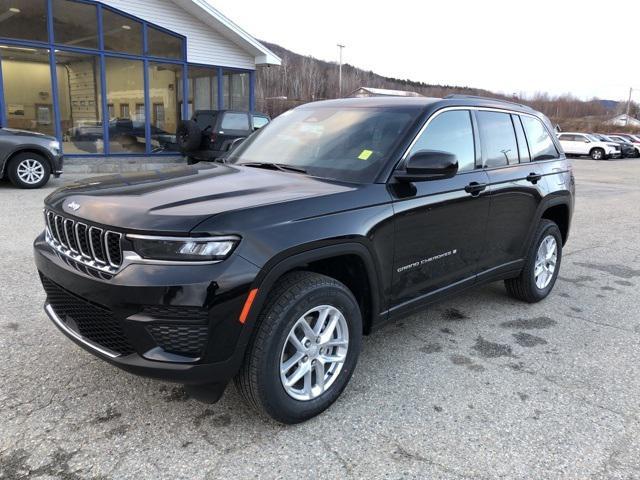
[521,116,559,161]
[222,112,250,130]
[252,115,269,129]
[477,111,518,167]
[194,112,216,131]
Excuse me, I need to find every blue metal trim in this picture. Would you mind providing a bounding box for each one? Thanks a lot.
[182,64,189,120]
[47,0,55,44]
[143,59,151,154]
[99,55,109,155]
[142,21,148,55]
[217,66,224,109]
[49,49,62,141]
[249,70,256,111]
[97,2,104,51]
[65,151,181,158]
[0,50,6,128]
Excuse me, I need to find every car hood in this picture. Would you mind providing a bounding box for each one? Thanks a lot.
[45,164,356,233]
[1,128,56,140]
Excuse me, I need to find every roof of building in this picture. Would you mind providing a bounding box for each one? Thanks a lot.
[172,0,281,66]
[349,87,423,97]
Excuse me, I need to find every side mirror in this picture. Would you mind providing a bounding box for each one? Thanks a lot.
[395,150,458,183]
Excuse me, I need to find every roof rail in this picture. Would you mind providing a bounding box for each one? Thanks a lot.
[444,94,530,110]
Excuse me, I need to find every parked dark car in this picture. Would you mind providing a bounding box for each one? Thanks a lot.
[177,110,270,163]
[34,96,574,423]
[592,133,638,158]
[0,128,63,188]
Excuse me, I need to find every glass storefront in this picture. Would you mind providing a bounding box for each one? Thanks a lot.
[0,0,254,156]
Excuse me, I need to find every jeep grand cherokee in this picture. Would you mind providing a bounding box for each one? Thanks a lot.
[34,95,574,424]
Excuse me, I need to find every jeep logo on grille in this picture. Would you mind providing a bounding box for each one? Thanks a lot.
[67,201,80,212]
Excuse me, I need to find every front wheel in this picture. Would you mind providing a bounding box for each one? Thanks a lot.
[7,152,51,189]
[505,219,562,303]
[235,272,362,424]
[590,148,605,160]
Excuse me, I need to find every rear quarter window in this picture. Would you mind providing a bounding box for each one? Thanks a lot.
[521,116,559,161]
[222,113,250,130]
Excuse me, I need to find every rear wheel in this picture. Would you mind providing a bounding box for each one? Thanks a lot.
[590,148,605,160]
[235,271,362,424]
[505,219,562,303]
[7,152,51,189]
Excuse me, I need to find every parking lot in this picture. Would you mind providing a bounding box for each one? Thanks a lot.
[1,159,640,479]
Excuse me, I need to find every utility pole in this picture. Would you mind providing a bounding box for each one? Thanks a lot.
[626,87,633,126]
[337,44,345,97]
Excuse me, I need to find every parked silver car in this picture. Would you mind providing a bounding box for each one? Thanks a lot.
[0,128,63,188]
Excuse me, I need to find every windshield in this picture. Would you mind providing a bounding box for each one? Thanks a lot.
[227,107,419,183]
[586,134,601,142]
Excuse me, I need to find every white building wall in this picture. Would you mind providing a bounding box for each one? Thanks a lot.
[101,0,255,69]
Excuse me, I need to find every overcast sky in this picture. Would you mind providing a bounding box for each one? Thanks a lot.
[209,0,639,102]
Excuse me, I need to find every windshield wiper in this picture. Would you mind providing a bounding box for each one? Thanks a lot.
[241,162,307,174]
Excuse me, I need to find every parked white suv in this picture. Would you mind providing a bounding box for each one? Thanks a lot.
[557,132,620,160]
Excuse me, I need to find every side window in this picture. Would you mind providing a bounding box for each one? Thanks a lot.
[558,134,573,141]
[252,115,269,129]
[512,114,530,162]
[477,111,518,167]
[221,113,250,130]
[408,110,475,172]
[521,116,559,161]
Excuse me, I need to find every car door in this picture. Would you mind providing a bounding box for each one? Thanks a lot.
[573,134,590,155]
[389,109,490,312]
[558,134,577,154]
[479,112,557,277]
[216,112,251,151]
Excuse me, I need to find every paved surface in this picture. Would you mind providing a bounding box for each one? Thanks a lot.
[1,160,640,479]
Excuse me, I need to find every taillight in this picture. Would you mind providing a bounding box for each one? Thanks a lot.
[210,131,217,142]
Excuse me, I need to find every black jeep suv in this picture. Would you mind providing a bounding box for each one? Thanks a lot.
[34,96,574,424]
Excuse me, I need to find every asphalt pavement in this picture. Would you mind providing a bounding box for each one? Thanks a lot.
[1,159,639,479]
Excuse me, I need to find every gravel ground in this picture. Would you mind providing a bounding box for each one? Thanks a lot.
[1,159,639,479]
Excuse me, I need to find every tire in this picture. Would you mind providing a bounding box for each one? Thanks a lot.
[7,152,51,189]
[235,271,362,424]
[505,219,562,303]
[590,148,605,160]
[176,120,202,153]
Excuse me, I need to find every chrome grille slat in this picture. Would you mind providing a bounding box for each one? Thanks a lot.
[44,210,123,274]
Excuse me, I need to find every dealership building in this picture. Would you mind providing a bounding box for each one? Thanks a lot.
[0,0,280,160]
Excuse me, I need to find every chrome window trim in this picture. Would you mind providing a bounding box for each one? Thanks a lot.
[396,105,561,172]
[44,304,121,359]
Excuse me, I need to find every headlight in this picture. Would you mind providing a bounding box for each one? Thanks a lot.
[129,236,239,261]
[49,140,61,152]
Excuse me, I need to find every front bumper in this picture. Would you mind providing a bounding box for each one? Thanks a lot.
[34,232,259,386]
[51,153,64,176]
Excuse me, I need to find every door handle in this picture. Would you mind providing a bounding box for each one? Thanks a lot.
[464,182,487,196]
[526,172,542,184]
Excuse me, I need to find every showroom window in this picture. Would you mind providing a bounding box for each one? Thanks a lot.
[0,0,48,42]
[102,8,143,55]
[55,51,103,154]
[52,0,99,49]
[148,62,182,152]
[105,57,146,153]
[223,70,249,110]
[147,26,183,60]
[187,66,218,115]
[0,45,54,135]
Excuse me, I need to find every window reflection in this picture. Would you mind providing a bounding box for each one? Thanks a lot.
[52,0,98,49]
[56,51,103,154]
[105,57,146,153]
[148,62,182,152]
[223,70,249,110]
[102,8,143,55]
[147,26,183,60]
[0,45,54,135]
[0,0,48,42]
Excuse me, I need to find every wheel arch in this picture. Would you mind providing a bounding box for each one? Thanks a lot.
[244,242,383,337]
[0,146,54,178]
[537,198,571,245]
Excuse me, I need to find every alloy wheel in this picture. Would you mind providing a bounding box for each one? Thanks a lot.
[534,235,558,289]
[16,159,45,185]
[279,305,349,401]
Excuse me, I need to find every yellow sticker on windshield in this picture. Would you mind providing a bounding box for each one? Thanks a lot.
[358,149,373,160]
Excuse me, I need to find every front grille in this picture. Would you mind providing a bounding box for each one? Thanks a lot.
[146,324,209,357]
[45,210,123,273]
[41,275,135,356]
[141,305,209,323]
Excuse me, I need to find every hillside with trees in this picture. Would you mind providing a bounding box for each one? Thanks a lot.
[256,42,640,133]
